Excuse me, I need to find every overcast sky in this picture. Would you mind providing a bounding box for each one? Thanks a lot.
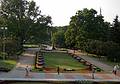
[30,0,120,26]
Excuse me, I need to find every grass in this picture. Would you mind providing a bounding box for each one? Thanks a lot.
[44,52,87,70]
[0,59,17,71]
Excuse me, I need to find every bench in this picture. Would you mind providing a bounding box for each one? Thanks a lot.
[64,68,75,71]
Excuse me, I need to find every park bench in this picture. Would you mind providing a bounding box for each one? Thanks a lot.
[64,68,75,71]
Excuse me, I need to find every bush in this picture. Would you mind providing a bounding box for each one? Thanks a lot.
[77,39,120,62]
[95,67,102,72]
[0,60,16,72]
[105,41,120,62]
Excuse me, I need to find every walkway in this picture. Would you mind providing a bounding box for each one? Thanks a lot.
[0,48,39,78]
[0,48,120,82]
[0,73,120,82]
[68,50,114,72]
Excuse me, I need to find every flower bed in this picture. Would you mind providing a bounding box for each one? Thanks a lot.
[35,51,45,69]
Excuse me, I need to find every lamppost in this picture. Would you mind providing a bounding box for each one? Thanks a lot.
[1,26,7,60]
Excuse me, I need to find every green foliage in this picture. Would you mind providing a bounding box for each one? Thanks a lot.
[6,38,21,56]
[110,15,120,44]
[65,8,120,62]
[65,8,109,49]
[78,39,120,62]
[0,37,21,59]
[51,27,66,48]
[0,0,52,60]
[0,60,16,72]
[0,0,52,45]
[104,41,120,62]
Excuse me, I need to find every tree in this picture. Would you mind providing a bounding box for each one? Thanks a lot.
[51,27,66,48]
[0,0,52,45]
[0,0,52,60]
[111,15,120,44]
[65,8,109,49]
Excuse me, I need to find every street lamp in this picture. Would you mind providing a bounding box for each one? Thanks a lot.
[1,26,7,60]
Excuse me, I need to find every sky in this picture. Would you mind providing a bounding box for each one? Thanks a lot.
[29,0,120,26]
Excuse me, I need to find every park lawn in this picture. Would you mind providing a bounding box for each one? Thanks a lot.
[44,52,87,69]
[0,59,17,71]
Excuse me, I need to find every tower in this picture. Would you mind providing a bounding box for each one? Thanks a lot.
[100,8,102,16]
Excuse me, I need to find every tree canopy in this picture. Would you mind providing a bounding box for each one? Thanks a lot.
[0,0,52,44]
[64,8,120,62]
[0,0,52,59]
[65,8,109,48]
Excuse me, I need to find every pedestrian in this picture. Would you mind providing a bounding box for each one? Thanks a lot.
[113,65,119,75]
[92,67,95,79]
[25,66,29,77]
[57,66,60,75]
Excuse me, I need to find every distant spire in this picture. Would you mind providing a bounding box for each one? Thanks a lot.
[100,7,102,16]
[116,14,118,18]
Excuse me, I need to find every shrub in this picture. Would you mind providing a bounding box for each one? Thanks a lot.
[0,60,16,72]
[77,39,120,62]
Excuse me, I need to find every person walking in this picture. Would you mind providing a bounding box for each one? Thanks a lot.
[92,67,95,79]
[113,65,119,75]
[25,66,29,77]
[57,66,60,75]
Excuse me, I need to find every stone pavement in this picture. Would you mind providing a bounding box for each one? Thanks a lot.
[0,72,120,82]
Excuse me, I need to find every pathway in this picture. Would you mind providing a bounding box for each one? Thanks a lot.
[0,73,120,82]
[68,50,120,75]
[0,48,39,78]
